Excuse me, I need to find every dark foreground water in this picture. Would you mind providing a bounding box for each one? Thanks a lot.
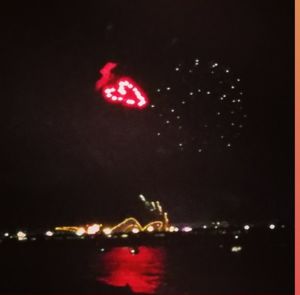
[0,229,293,294]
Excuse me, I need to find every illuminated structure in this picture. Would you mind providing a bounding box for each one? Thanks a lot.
[55,219,165,235]
[55,195,171,235]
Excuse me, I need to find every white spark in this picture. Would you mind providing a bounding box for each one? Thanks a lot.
[244,225,250,231]
[231,246,242,253]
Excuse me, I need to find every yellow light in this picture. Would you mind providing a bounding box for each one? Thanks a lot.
[169,226,175,232]
[55,226,80,232]
[52,208,169,236]
[87,224,101,235]
[111,217,143,233]
[109,217,163,233]
[75,227,85,236]
[121,234,128,238]
[102,227,112,235]
[142,221,163,232]
[17,231,27,241]
[147,226,154,232]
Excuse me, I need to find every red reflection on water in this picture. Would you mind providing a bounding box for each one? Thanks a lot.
[97,246,165,293]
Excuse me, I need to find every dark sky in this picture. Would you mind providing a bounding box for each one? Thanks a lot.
[0,0,294,229]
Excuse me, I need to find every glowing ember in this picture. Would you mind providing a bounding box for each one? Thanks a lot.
[95,62,149,109]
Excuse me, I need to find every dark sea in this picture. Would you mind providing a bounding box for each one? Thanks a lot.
[0,229,293,294]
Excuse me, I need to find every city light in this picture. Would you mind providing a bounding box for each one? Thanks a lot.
[4,232,9,237]
[55,226,80,233]
[231,246,242,253]
[21,198,283,242]
[182,226,193,232]
[168,226,176,232]
[168,225,179,232]
[75,227,85,236]
[17,231,27,241]
[147,226,154,232]
[111,217,143,233]
[45,231,54,237]
[132,228,140,234]
[102,227,112,235]
[53,214,166,236]
[129,248,139,255]
[87,224,101,235]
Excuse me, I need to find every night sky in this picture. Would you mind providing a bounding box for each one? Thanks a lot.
[0,0,293,230]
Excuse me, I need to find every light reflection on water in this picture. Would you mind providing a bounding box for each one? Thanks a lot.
[97,246,165,293]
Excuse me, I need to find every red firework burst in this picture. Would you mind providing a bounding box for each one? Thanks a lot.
[95,62,149,109]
